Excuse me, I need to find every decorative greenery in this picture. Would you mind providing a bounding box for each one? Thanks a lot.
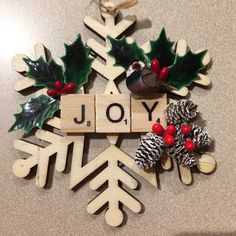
[61,35,94,88]
[108,36,148,70]
[9,95,59,134]
[24,57,64,89]
[146,28,175,67]
[108,28,207,91]
[10,34,94,134]
[166,50,206,89]
[24,34,93,89]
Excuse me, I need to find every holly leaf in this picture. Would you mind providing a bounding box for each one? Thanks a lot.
[166,50,206,89]
[23,57,64,89]
[61,34,94,89]
[9,95,59,134]
[146,28,175,67]
[108,36,148,70]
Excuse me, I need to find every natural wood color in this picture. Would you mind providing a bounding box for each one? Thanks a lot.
[61,94,95,133]
[131,94,167,132]
[178,164,192,185]
[96,94,131,133]
[11,54,28,72]
[160,153,172,170]
[13,117,73,187]
[11,43,47,92]
[196,154,216,174]
[11,2,216,227]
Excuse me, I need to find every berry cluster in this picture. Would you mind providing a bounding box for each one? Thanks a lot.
[47,81,76,97]
[150,59,170,81]
[152,122,196,152]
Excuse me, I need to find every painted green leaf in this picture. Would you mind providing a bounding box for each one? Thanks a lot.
[146,28,175,67]
[61,34,94,88]
[9,95,59,134]
[24,57,64,89]
[166,50,206,89]
[108,36,148,70]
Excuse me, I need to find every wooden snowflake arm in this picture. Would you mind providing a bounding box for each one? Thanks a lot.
[89,166,138,190]
[178,164,192,185]
[13,117,73,188]
[87,180,141,227]
[11,43,47,92]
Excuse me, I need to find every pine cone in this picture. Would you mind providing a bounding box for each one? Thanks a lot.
[191,124,211,147]
[135,132,164,169]
[165,100,198,125]
[180,152,196,167]
[165,124,197,167]
[165,124,187,163]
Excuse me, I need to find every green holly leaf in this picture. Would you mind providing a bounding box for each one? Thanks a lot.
[61,34,94,89]
[146,28,175,67]
[166,50,207,89]
[9,95,59,134]
[24,57,64,89]
[108,36,148,70]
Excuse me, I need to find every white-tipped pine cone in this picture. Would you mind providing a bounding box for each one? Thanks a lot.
[135,132,164,170]
[191,124,211,147]
[165,100,198,125]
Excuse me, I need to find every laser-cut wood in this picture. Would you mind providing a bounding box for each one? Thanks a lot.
[61,94,95,133]
[131,94,167,132]
[96,94,130,133]
[11,1,216,227]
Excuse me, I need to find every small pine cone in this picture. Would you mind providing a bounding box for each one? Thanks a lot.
[191,124,211,147]
[180,152,196,167]
[165,100,198,125]
[135,132,164,170]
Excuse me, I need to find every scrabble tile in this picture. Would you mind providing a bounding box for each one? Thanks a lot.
[96,94,130,133]
[131,93,167,132]
[61,94,95,133]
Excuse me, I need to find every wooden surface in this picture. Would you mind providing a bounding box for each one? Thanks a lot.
[61,94,95,133]
[0,0,236,235]
[96,94,131,133]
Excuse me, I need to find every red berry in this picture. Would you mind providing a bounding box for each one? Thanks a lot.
[184,139,196,151]
[60,82,76,94]
[166,125,177,136]
[132,62,141,70]
[47,89,59,97]
[164,134,175,146]
[181,125,191,135]
[150,59,160,75]
[54,80,64,90]
[152,123,165,136]
[159,67,169,80]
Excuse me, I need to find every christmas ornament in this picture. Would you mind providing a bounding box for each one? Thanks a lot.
[9,0,216,228]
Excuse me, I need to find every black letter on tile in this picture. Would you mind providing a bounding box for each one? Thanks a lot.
[106,103,124,123]
[142,102,158,121]
[74,105,85,124]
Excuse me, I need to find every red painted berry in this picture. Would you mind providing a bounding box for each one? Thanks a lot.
[47,89,59,97]
[164,134,175,146]
[184,139,196,151]
[181,125,191,135]
[54,80,64,90]
[150,59,160,75]
[159,67,169,80]
[166,125,177,136]
[132,62,141,70]
[60,82,76,94]
[152,123,165,136]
